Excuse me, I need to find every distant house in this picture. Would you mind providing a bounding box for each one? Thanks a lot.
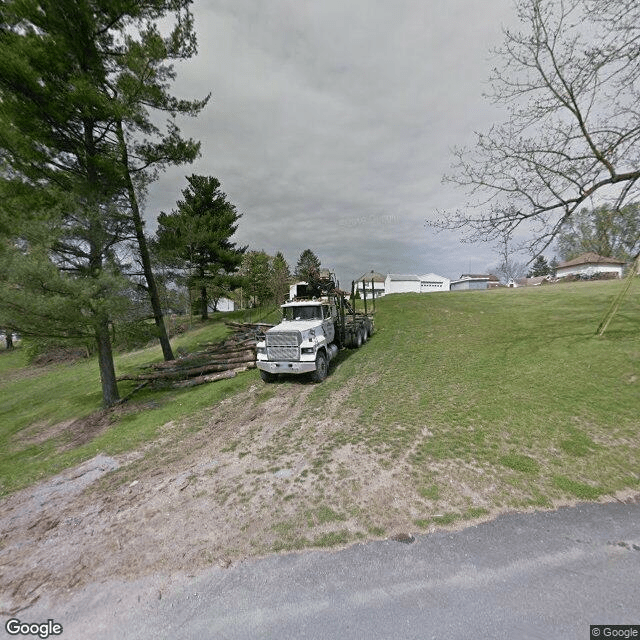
[555,252,625,279]
[215,297,235,312]
[450,274,499,291]
[356,271,387,298]
[385,273,450,294]
[517,276,549,287]
[385,274,421,294]
[418,273,451,292]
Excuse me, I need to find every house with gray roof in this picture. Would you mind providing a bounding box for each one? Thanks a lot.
[450,274,500,291]
[356,271,387,298]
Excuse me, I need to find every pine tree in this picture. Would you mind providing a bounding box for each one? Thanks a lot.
[295,249,321,282]
[109,1,209,360]
[156,176,246,320]
[271,252,291,305]
[0,0,208,404]
[527,255,550,277]
[0,2,133,405]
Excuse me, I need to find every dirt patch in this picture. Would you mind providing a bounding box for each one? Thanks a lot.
[1,380,638,616]
[31,347,90,366]
[11,401,163,452]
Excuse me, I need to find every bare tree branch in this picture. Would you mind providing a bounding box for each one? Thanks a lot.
[435,0,640,254]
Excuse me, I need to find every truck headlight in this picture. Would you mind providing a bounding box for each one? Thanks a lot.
[301,347,315,354]
[256,347,266,355]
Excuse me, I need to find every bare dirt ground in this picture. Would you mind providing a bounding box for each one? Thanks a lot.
[0,381,382,614]
[1,379,637,617]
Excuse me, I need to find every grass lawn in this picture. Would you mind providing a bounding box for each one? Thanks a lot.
[1,279,639,530]
[0,311,272,495]
[299,279,640,522]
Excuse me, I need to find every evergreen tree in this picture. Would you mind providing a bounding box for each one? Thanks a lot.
[241,251,273,308]
[110,0,209,360]
[0,0,208,405]
[156,175,246,320]
[271,252,291,305]
[527,255,550,277]
[295,249,321,282]
[0,3,132,405]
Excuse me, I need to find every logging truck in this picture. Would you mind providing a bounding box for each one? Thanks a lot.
[256,273,374,383]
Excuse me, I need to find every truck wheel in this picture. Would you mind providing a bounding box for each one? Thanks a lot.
[352,330,363,348]
[260,369,277,383]
[311,352,328,382]
[362,327,369,342]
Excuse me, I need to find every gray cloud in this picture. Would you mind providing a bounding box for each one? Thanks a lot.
[144,0,521,285]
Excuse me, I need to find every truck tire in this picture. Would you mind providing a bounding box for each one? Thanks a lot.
[362,326,369,342]
[310,352,328,382]
[260,369,277,383]
[352,329,363,348]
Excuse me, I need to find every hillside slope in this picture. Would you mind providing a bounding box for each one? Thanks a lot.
[1,280,639,611]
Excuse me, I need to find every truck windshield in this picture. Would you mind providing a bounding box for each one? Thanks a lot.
[283,306,322,321]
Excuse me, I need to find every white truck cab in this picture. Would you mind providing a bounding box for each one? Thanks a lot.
[256,298,339,382]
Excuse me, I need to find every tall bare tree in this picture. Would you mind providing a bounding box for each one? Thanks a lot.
[491,231,528,283]
[438,0,640,256]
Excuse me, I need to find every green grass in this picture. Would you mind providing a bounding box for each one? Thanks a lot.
[0,316,259,495]
[553,475,604,500]
[499,453,540,474]
[304,279,640,506]
[2,280,640,524]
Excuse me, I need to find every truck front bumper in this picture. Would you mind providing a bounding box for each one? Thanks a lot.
[256,360,317,374]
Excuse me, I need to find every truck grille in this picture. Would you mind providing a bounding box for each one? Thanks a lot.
[266,331,301,361]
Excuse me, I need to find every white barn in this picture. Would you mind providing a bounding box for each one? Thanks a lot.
[385,274,421,294]
[385,273,450,294]
[556,252,625,279]
[418,273,451,292]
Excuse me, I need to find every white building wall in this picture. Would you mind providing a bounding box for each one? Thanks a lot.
[357,281,386,297]
[208,297,235,312]
[556,264,623,279]
[384,273,450,293]
[385,276,421,294]
[419,273,450,292]
[216,297,235,312]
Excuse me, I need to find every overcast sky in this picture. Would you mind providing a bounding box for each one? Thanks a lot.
[144,0,520,286]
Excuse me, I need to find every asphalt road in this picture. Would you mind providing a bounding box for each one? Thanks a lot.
[8,499,639,640]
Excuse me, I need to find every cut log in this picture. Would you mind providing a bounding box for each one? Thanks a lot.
[119,321,265,386]
[147,348,255,371]
[171,368,238,388]
[117,354,256,382]
[224,321,274,330]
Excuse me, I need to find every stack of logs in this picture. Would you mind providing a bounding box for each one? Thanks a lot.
[118,321,273,390]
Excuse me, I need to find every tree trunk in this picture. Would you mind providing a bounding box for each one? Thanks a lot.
[84,116,121,408]
[200,281,208,320]
[95,314,120,407]
[116,120,174,361]
[5,331,13,350]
